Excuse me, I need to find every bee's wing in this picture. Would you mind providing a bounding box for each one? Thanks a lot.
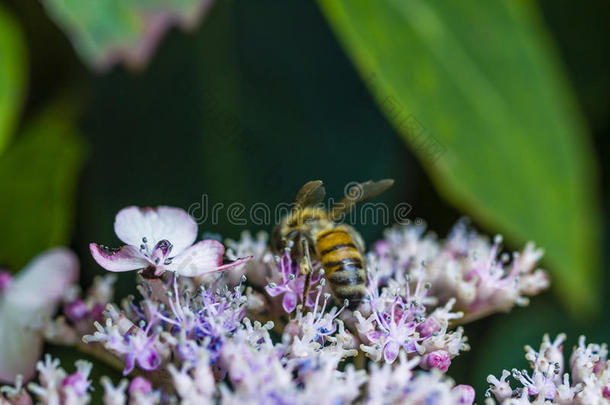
[294,180,326,209]
[0,248,78,382]
[329,179,394,221]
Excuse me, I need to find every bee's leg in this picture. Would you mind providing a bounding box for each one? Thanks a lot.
[299,237,314,308]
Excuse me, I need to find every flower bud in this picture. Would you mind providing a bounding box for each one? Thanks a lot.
[420,350,451,372]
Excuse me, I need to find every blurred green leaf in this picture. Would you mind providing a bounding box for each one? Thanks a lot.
[0,4,27,154]
[319,0,600,314]
[41,0,214,71]
[0,103,85,270]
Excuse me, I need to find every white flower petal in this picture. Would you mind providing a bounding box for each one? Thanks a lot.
[114,206,197,255]
[167,240,251,277]
[0,248,79,382]
[0,302,43,382]
[90,243,149,272]
[6,247,79,309]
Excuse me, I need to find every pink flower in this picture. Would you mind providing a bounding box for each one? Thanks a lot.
[90,206,251,277]
[64,299,88,322]
[129,376,152,395]
[366,308,419,364]
[265,253,321,313]
[452,384,475,404]
[123,335,160,375]
[0,271,12,292]
[62,363,91,397]
[420,350,451,372]
[487,334,610,403]
[0,248,79,383]
[416,316,441,338]
[486,370,513,401]
[85,304,162,376]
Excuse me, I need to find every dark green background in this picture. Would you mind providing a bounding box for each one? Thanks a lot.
[4,0,610,400]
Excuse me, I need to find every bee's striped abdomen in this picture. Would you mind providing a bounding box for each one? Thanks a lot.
[316,229,366,309]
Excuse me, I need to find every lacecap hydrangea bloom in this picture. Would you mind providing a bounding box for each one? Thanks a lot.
[373,220,549,322]
[487,334,610,404]
[0,205,556,404]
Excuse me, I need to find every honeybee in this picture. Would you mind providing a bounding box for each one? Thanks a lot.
[271,179,394,309]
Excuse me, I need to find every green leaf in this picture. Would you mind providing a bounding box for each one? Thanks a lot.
[319,0,600,314]
[0,103,85,270]
[0,5,27,154]
[41,0,214,70]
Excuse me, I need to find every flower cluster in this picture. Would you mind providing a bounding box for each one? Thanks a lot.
[487,334,610,404]
[365,354,475,404]
[0,205,559,404]
[44,274,117,346]
[372,220,549,322]
[354,263,468,367]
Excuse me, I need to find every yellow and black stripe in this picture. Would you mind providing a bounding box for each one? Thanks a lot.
[316,228,366,309]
